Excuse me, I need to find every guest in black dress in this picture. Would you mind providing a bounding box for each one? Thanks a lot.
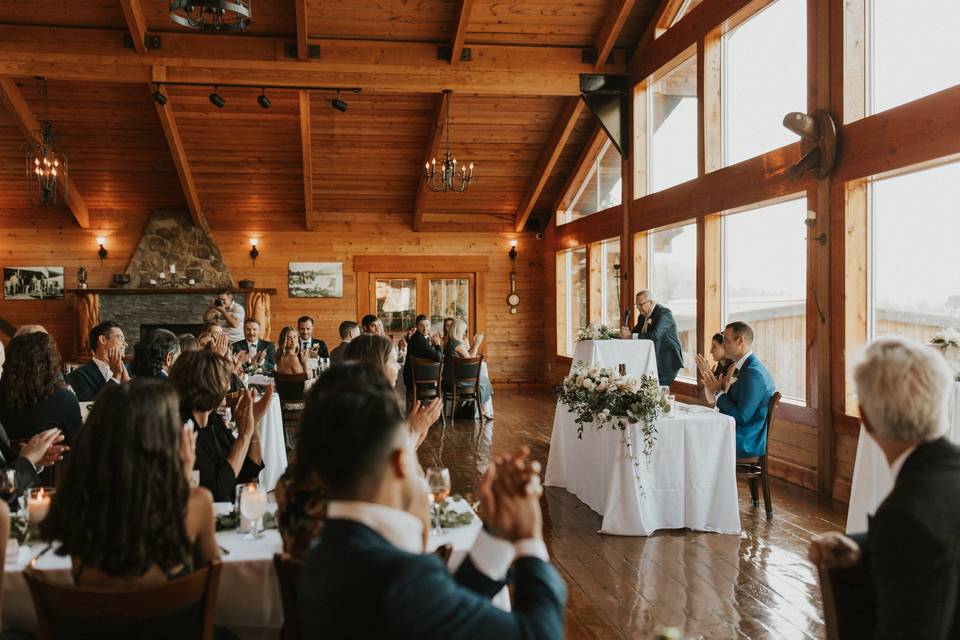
[442,319,492,414]
[0,332,82,442]
[170,350,263,502]
[695,332,735,406]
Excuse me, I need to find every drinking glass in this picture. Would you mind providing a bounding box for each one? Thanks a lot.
[426,467,451,536]
[667,394,677,417]
[0,469,16,503]
[237,482,268,539]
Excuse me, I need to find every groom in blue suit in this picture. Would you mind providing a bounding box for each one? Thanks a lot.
[702,321,776,458]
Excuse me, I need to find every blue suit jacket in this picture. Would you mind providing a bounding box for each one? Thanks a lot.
[298,519,567,640]
[716,353,775,458]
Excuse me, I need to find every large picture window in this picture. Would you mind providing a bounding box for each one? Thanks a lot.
[723,197,807,401]
[869,160,960,343]
[557,140,622,224]
[556,247,588,357]
[723,0,806,165]
[648,52,698,193]
[648,223,698,380]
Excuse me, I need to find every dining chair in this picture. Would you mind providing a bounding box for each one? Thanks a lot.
[736,391,781,518]
[274,373,308,450]
[410,357,443,421]
[442,355,484,421]
[273,553,305,640]
[25,560,222,640]
[818,563,875,639]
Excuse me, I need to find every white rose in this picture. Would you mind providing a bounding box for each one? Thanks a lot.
[596,382,607,393]
[583,379,595,391]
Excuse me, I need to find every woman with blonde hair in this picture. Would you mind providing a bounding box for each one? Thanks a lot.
[443,319,492,417]
[276,325,309,375]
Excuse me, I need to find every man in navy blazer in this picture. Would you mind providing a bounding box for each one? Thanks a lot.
[66,320,130,402]
[627,290,685,386]
[296,363,566,640]
[702,321,775,458]
[231,318,276,366]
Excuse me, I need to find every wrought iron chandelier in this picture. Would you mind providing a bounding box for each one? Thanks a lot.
[424,90,475,193]
[169,0,252,32]
[25,79,67,207]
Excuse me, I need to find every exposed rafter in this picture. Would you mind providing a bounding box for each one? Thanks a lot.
[594,0,637,68]
[0,76,90,228]
[514,96,584,233]
[449,0,475,63]
[150,67,208,232]
[412,91,450,231]
[299,90,315,231]
[294,0,309,61]
[119,0,148,54]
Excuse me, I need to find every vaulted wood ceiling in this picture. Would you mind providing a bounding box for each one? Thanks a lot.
[0,0,659,232]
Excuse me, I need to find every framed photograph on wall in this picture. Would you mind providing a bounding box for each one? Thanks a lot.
[3,266,65,300]
[288,262,343,298]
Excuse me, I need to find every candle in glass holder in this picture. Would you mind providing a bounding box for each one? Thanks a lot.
[188,278,196,285]
[158,271,166,280]
[27,488,51,523]
[169,264,176,274]
[149,278,157,285]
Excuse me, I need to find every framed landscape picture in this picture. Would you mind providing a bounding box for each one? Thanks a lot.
[288,262,343,298]
[3,266,65,300]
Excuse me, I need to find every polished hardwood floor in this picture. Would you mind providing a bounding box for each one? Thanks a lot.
[418,390,847,640]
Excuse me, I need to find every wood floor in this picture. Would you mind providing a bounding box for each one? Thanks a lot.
[417,390,847,640]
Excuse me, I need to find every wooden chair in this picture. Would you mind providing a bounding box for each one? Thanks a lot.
[736,391,781,518]
[274,373,308,450]
[25,560,222,640]
[443,355,485,421]
[273,553,305,640]
[818,564,875,640]
[410,356,443,406]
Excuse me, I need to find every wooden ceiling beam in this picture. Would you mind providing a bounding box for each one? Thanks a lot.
[449,0,475,63]
[294,0,308,61]
[412,91,450,231]
[150,66,208,232]
[119,0,148,54]
[514,96,584,233]
[0,76,90,228]
[299,90,314,231]
[0,25,622,96]
[594,0,638,68]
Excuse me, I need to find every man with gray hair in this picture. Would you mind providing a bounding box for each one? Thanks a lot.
[809,336,960,638]
[623,290,684,386]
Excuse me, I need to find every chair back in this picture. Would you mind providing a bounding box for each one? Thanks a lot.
[410,357,443,403]
[449,355,483,395]
[761,391,782,457]
[274,373,308,406]
[273,553,304,640]
[26,560,222,640]
[818,565,841,640]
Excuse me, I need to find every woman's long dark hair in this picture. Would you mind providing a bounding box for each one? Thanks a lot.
[130,329,180,378]
[40,379,191,577]
[0,332,64,409]
[343,334,395,372]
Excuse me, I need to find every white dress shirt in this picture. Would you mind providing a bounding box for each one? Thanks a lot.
[92,356,120,384]
[326,500,549,581]
[716,351,753,399]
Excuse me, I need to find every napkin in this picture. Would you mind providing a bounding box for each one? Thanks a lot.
[5,539,19,563]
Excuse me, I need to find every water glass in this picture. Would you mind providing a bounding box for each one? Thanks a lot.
[426,467,451,536]
[667,394,677,417]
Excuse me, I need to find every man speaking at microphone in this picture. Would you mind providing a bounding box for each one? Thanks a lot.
[620,290,684,387]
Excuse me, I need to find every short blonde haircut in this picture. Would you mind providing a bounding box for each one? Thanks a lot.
[451,319,468,342]
[852,337,953,443]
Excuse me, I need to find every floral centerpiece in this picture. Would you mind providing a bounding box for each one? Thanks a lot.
[555,362,669,483]
[577,323,620,341]
[930,328,960,381]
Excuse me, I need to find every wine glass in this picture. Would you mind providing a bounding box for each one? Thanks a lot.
[0,469,16,502]
[238,482,268,539]
[426,467,451,536]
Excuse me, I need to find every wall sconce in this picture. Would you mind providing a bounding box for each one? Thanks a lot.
[249,238,259,265]
[506,240,519,314]
[508,239,518,261]
[96,236,107,266]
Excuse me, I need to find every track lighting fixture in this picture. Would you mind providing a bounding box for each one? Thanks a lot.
[331,90,348,113]
[257,89,271,109]
[152,86,168,106]
[209,87,225,108]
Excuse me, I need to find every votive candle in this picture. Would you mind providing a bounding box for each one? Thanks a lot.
[27,488,51,524]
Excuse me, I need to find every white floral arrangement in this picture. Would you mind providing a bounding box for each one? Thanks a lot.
[555,363,669,484]
[930,328,960,381]
[576,323,619,342]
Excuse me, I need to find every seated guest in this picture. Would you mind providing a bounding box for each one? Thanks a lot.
[276,326,309,376]
[696,332,735,405]
[202,289,245,344]
[130,329,181,379]
[809,337,960,638]
[403,314,442,389]
[0,425,66,504]
[170,350,263,502]
[443,319,491,411]
[297,316,329,359]
[622,290,684,387]
[232,318,276,367]
[40,380,218,586]
[344,335,440,448]
[441,317,455,349]
[178,333,199,353]
[13,324,46,337]
[361,314,384,336]
[330,320,360,364]
[66,320,130,401]
[701,321,775,458]
[0,332,83,442]
[297,363,566,638]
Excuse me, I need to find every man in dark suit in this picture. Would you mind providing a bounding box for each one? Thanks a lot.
[330,320,360,364]
[701,321,776,458]
[66,320,130,401]
[627,290,684,386]
[810,337,960,639]
[297,363,566,639]
[296,315,329,358]
[403,314,442,388]
[231,318,276,366]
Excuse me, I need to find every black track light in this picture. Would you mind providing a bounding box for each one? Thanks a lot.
[331,90,348,113]
[257,89,271,109]
[152,87,167,106]
[209,87,225,109]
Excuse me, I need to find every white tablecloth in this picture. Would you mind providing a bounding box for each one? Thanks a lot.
[259,394,287,492]
[545,403,741,536]
[572,339,659,381]
[846,381,960,534]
